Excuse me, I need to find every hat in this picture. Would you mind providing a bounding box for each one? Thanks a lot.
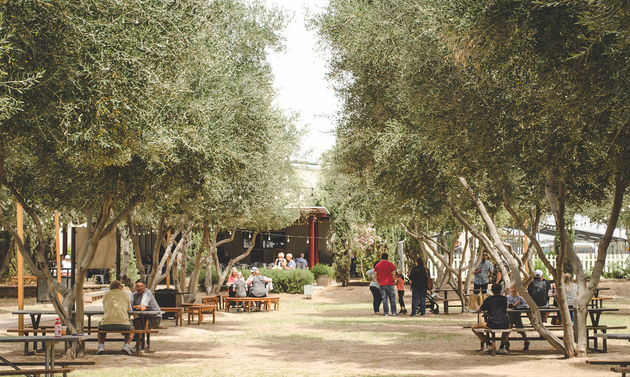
[250,267,258,273]
[64,255,71,260]
[534,269,543,277]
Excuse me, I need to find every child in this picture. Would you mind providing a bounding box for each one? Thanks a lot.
[234,272,248,312]
[506,285,529,351]
[396,272,407,315]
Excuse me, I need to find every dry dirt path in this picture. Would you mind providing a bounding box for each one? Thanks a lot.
[0,280,629,377]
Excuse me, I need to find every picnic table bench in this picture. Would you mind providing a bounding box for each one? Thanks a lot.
[161,307,183,326]
[0,367,73,376]
[224,296,279,313]
[187,304,217,325]
[94,329,158,356]
[0,335,88,376]
[201,295,223,310]
[10,276,37,286]
[474,324,626,355]
[0,360,97,377]
[432,289,465,314]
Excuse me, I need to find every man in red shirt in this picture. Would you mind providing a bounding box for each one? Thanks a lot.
[374,253,398,316]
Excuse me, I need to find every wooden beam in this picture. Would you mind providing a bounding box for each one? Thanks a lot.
[16,204,23,329]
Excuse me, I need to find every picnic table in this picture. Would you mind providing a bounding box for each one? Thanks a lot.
[0,335,88,376]
[11,309,161,355]
[433,289,464,314]
[505,307,618,328]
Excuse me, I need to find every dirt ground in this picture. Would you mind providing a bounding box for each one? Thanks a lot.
[1,280,629,377]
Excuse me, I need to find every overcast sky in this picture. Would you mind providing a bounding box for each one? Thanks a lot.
[265,0,338,163]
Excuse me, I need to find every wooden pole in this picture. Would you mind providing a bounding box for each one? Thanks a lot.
[55,212,61,301]
[166,230,171,289]
[17,204,24,329]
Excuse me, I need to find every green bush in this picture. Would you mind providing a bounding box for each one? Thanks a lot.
[334,254,350,287]
[602,261,630,279]
[310,264,334,280]
[255,268,314,294]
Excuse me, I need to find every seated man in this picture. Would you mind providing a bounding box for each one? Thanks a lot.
[131,279,162,330]
[284,253,296,270]
[527,269,551,322]
[97,280,134,355]
[472,283,510,354]
[295,253,308,269]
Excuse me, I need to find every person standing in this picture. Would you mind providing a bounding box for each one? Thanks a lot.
[408,257,429,316]
[472,251,493,294]
[374,253,397,316]
[366,263,382,314]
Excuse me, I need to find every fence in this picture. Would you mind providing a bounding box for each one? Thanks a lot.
[426,252,629,279]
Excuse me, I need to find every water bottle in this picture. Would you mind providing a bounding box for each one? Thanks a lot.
[54,318,62,338]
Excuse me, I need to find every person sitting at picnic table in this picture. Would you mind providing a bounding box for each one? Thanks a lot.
[227,268,239,297]
[472,283,510,354]
[506,284,530,351]
[295,253,308,269]
[272,252,286,270]
[61,254,72,276]
[247,267,273,297]
[284,253,296,270]
[527,269,552,322]
[97,280,134,356]
[131,279,162,330]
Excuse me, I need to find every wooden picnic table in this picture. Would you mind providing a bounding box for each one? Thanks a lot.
[11,309,161,355]
[433,289,464,314]
[0,335,88,376]
[201,295,223,310]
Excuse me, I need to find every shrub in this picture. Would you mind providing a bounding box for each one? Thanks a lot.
[334,254,350,287]
[310,264,334,280]
[256,268,314,294]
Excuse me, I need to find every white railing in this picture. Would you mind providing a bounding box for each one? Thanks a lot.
[426,252,629,279]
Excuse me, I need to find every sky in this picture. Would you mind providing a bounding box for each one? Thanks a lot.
[265,0,338,164]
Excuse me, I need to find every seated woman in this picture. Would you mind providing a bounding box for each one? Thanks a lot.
[227,268,238,297]
[272,252,286,270]
[247,268,273,298]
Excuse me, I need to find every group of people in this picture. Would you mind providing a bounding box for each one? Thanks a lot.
[97,279,162,355]
[226,267,274,299]
[271,252,308,270]
[472,268,579,355]
[367,253,431,317]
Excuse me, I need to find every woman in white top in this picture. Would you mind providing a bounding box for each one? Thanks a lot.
[366,262,382,314]
[563,273,578,323]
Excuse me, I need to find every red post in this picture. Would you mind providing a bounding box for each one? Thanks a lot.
[314,221,319,266]
[309,215,315,267]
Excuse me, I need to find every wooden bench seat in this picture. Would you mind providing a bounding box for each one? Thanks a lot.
[187,305,216,325]
[0,368,73,376]
[612,367,630,377]
[586,360,630,367]
[83,291,106,304]
[474,325,626,354]
[2,361,96,377]
[10,276,37,286]
[224,297,279,313]
[95,329,159,356]
[161,307,183,326]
